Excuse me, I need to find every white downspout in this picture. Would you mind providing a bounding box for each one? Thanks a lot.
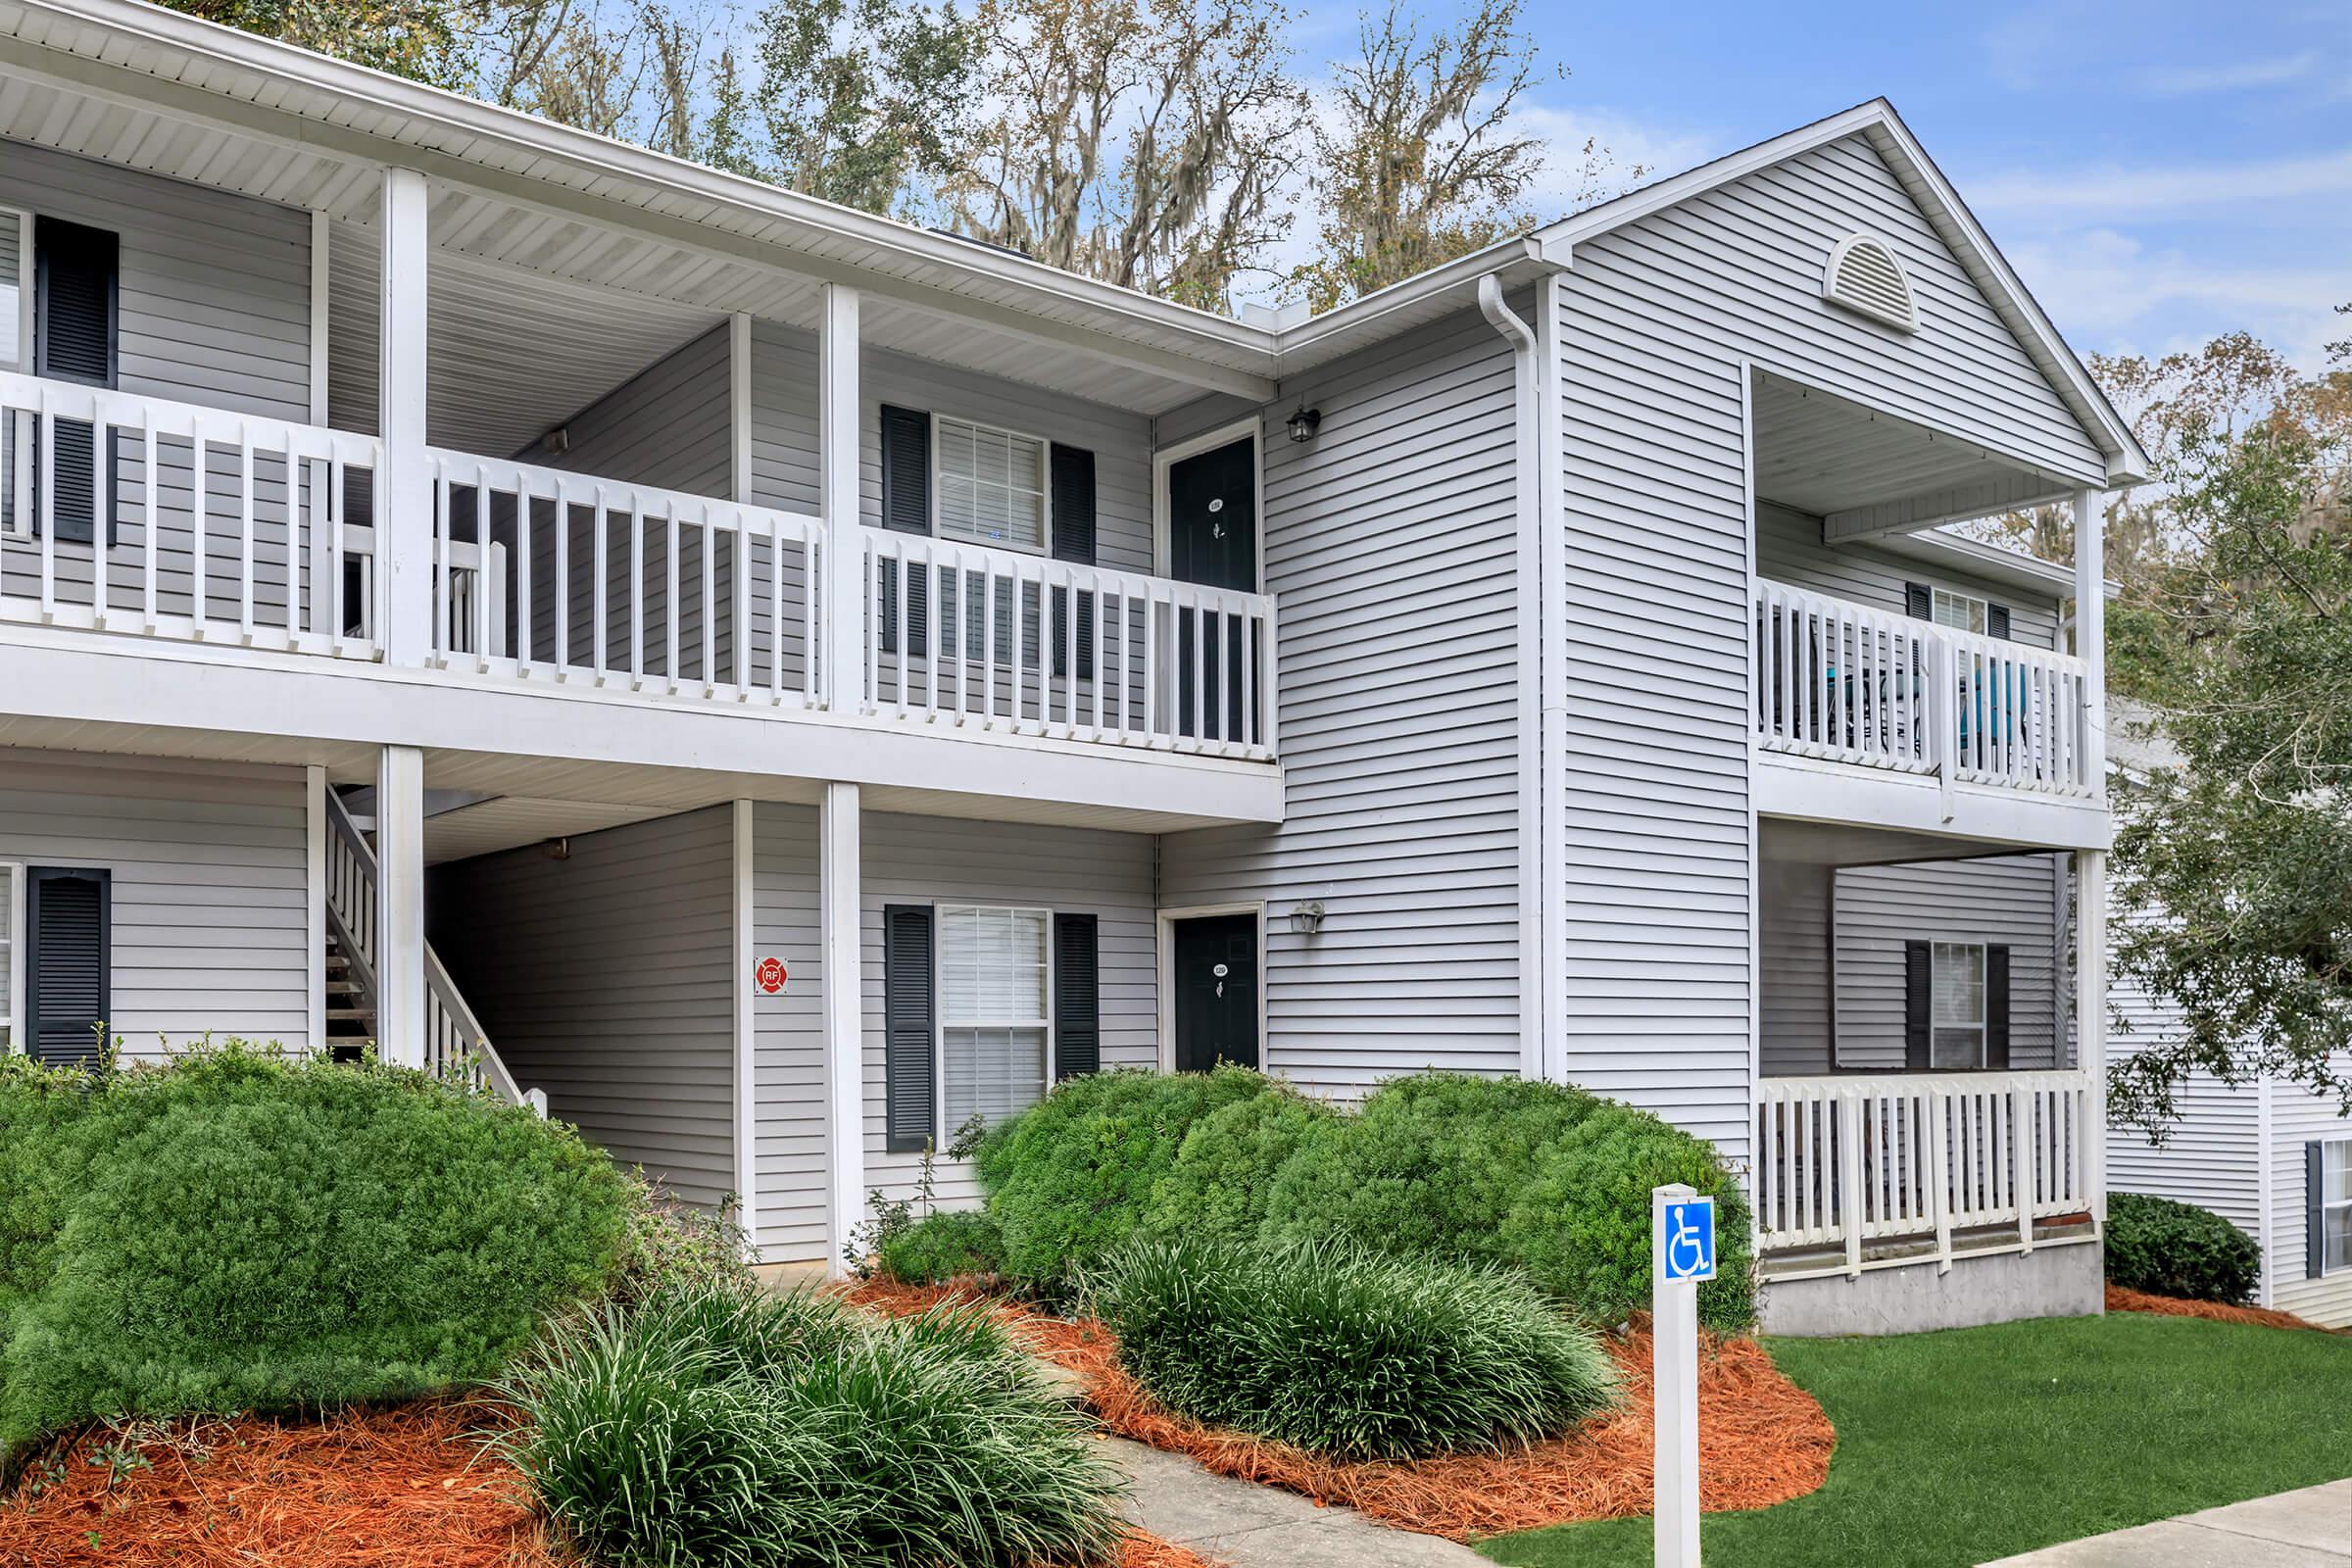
[1479,274,1550,1083]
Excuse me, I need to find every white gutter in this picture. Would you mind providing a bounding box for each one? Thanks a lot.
[1478,272,1557,1083]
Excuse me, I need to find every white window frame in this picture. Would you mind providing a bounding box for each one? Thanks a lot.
[1932,587,1987,635]
[0,860,21,1052]
[2,207,30,543]
[1931,939,1986,1070]
[2324,1140,2352,1275]
[1151,416,1265,587]
[934,902,1055,1134]
[931,414,1053,557]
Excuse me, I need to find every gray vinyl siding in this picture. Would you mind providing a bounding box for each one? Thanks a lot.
[1158,303,1522,1097]
[0,139,316,625]
[1755,503,2064,650]
[1828,855,2068,1071]
[1555,130,2108,1159]
[750,802,825,1260]
[2269,1059,2352,1326]
[0,749,309,1054]
[538,322,732,498]
[744,322,1154,570]
[429,807,737,1209]
[1759,861,1832,1077]
[866,813,1157,1206]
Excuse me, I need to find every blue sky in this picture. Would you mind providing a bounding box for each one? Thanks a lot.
[1305,0,2349,369]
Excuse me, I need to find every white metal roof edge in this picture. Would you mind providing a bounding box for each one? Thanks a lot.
[1536,99,2152,488]
[1887,528,2123,602]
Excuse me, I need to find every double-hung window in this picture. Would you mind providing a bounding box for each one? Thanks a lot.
[937,904,1052,1130]
[935,416,1048,554]
[1932,941,1986,1068]
[1932,588,1987,635]
[2323,1141,2352,1274]
[0,862,19,1051]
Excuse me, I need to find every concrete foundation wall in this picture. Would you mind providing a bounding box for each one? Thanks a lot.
[1760,1240,2103,1336]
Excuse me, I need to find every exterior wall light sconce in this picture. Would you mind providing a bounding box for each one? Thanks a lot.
[1286,404,1321,443]
[1290,900,1326,935]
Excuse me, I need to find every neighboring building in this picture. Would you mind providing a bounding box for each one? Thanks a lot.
[2103,705,2352,1327]
[0,0,2146,1331]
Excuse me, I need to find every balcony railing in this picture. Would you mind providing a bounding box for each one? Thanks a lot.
[0,371,1280,765]
[864,530,1276,760]
[1753,1069,2095,1277]
[1754,579,2090,796]
[0,370,381,656]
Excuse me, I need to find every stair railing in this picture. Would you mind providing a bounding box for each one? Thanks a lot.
[321,788,546,1116]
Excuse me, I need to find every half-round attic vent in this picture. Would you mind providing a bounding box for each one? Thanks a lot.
[1822,233,1919,332]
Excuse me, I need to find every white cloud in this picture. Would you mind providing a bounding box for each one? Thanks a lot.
[1967,148,2352,218]
[2004,227,2346,370]
[2132,51,2321,95]
[1508,102,1717,218]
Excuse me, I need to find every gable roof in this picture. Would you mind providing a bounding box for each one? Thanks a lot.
[1531,99,2150,486]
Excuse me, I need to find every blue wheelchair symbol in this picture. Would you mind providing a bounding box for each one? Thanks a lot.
[1663,1199,1716,1283]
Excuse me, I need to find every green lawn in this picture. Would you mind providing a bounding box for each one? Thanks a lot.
[1477,1311,2352,1568]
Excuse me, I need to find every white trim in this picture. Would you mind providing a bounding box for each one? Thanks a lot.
[1821,232,1921,333]
[932,902,1054,1134]
[732,798,759,1254]
[1478,277,1544,1082]
[820,780,862,1278]
[1154,901,1267,1073]
[1740,359,1762,1117]
[3,206,28,544]
[305,764,325,1053]
[1929,939,1989,1069]
[2257,1071,2276,1307]
[307,209,328,424]
[1537,271,1569,1088]
[0,858,22,1051]
[729,313,753,503]
[1151,416,1264,588]
[375,167,430,666]
[373,742,425,1068]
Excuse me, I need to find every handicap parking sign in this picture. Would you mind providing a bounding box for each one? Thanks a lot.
[1659,1196,1717,1284]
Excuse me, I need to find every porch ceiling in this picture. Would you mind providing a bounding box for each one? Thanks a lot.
[1759,814,2061,869]
[1751,370,2080,534]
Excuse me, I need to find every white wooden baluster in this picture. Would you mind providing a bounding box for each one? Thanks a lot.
[142,426,160,628]
[236,426,254,639]
[699,503,716,695]
[37,408,55,617]
[664,508,680,692]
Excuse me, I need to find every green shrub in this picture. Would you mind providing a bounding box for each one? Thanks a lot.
[0,1053,104,1320]
[504,1278,1123,1567]
[1260,1073,1602,1266]
[2105,1192,2260,1304]
[971,1065,1277,1291]
[878,1209,1004,1285]
[1144,1081,1338,1244]
[1499,1103,1757,1333]
[0,1041,634,1448]
[1095,1236,1618,1461]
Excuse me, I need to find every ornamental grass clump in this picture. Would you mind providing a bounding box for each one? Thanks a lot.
[502,1278,1125,1568]
[1093,1236,1619,1462]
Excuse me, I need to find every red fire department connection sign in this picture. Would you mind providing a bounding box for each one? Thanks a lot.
[753,956,788,995]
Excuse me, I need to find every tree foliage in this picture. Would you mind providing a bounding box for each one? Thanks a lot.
[2106,322,2352,1130]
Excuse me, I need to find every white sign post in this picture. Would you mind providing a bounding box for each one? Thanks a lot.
[1652,1182,1715,1568]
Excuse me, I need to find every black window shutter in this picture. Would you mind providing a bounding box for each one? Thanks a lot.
[25,866,111,1070]
[2309,1143,2328,1280]
[1054,911,1100,1081]
[1987,602,2012,641]
[883,903,935,1153]
[1903,940,1931,1070]
[878,406,930,658]
[1984,945,2010,1069]
[34,218,119,547]
[1051,444,1098,680]
[1903,581,1933,620]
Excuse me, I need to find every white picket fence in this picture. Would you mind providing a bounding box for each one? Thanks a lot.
[1753,1070,2095,1277]
[1754,580,2089,796]
[863,529,1278,760]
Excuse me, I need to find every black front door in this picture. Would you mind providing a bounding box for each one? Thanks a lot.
[1172,912,1258,1072]
[1167,439,1255,744]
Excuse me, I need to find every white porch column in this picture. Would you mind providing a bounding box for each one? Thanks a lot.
[2074,487,2108,1223]
[374,744,427,1069]
[818,284,862,710]
[821,780,865,1276]
[376,168,431,665]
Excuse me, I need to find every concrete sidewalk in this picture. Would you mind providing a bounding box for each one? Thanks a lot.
[1981,1480,2352,1567]
[1111,1436,1490,1567]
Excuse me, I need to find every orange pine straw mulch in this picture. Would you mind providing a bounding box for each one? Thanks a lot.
[847,1279,1835,1544]
[0,1396,1217,1568]
[2105,1282,2340,1334]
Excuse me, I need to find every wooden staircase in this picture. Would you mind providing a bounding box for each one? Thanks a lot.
[322,932,372,1061]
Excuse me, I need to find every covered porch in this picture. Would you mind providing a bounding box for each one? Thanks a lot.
[1751,817,2104,1282]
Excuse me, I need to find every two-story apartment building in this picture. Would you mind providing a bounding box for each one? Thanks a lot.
[0,0,2144,1331]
